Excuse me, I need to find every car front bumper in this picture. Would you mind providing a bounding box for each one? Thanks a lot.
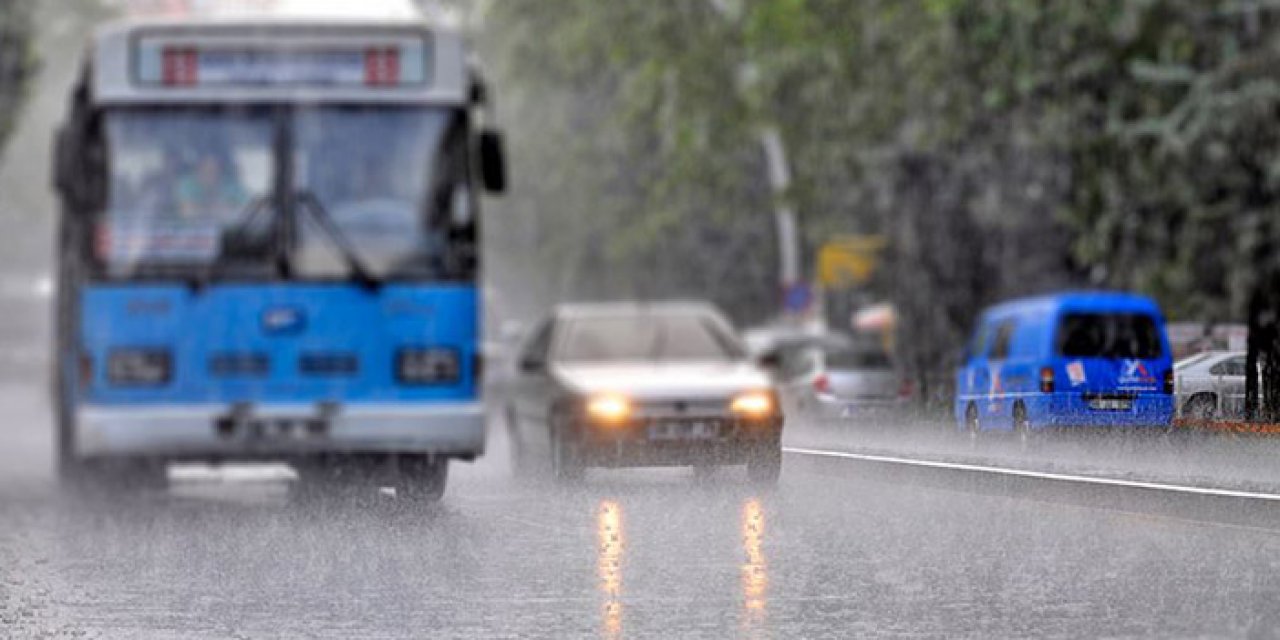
[74,402,485,460]
[572,417,783,468]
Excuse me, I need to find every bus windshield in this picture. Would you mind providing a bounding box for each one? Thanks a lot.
[293,106,469,279]
[100,106,472,280]
[103,108,275,276]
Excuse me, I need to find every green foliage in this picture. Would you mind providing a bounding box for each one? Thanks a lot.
[472,0,1280,388]
[0,0,36,153]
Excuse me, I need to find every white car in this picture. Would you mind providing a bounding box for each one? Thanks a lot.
[1175,351,1250,419]
[502,302,784,484]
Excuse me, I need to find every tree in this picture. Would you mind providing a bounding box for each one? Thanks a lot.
[0,0,35,153]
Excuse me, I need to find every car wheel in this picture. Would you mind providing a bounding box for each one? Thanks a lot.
[505,405,530,477]
[1184,394,1217,422]
[746,442,782,487]
[550,418,584,482]
[964,403,980,442]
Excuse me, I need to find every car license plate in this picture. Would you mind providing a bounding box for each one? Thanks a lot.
[1088,398,1132,411]
[648,421,717,441]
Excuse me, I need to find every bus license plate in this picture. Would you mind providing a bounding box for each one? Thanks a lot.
[1089,398,1132,411]
[648,421,717,441]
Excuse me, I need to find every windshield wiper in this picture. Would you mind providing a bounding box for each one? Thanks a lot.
[295,190,380,291]
[191,195,272,292]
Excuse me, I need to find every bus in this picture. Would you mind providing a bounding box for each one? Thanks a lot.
[51,6,506,502]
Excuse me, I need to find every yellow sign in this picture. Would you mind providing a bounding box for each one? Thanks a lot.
[818,235,886,287]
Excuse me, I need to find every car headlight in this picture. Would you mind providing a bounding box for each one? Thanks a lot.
[730,390,776,418]
[396,348,461,385]
[586,393,632,425]
[107,349,171,386]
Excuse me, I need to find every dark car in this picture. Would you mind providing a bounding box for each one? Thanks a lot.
[501,302,783,484]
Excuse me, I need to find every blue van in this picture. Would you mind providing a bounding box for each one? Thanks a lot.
[955,292,1175,434]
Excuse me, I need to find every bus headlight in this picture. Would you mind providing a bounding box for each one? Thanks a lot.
[107,349,171,386]
[730,391,775,418]
[396,348,461,385]
[586,393,632,425]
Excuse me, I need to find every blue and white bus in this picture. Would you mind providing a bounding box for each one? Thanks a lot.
[51,6,506,501]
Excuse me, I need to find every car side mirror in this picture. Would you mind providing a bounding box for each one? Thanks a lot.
[53,127,85,208]
[478,130,507,194]
[756,352,782,371]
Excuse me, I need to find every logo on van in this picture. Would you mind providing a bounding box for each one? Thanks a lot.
[1120,360,1155,385]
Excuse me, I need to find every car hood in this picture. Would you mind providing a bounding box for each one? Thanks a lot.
[550,361,773,399]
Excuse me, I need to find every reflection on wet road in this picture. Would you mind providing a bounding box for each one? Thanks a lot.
[597,500,623,640]
[3,384,1280,637]
[740,498,766,637]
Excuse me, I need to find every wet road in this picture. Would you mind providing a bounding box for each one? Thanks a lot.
[4,373,1280,639]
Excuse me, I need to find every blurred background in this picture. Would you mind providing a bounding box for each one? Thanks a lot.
[8,0,1279,409]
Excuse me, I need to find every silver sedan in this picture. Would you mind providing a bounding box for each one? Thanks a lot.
[1175,351,1250,419]
[501,302,784,484]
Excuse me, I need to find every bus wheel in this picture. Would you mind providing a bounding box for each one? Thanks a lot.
[395,455,448,504]
[62,458,168,494]
[965,403,980,442]
[1013,403,1033,451]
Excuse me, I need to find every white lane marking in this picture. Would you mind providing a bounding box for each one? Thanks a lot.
[784,446,1280,503]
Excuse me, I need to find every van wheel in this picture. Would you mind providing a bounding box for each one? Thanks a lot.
[1013,403,1033,450]
[964,403,980,441]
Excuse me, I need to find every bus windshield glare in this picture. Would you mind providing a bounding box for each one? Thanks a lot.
[101,106,471,281]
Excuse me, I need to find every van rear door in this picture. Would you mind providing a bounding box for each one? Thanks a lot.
[1055,312,1166,399]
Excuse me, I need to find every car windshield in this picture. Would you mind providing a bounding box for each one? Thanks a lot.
[1057,313,1163,360]
[826,348,893,370]
[556,313,744,363]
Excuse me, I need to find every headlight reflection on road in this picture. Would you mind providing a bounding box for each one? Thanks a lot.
[741,498,768,630]
[597,500,624,640]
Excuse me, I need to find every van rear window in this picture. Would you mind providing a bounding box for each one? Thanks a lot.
[1057,313,1163,359]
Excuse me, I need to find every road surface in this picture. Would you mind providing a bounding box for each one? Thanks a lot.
[4,371,1280,637]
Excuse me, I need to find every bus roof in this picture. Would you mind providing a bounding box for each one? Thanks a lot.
[111,0,427,22]
[88,12,470,106]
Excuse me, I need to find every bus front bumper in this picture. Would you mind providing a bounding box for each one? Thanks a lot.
[74,402,485,460]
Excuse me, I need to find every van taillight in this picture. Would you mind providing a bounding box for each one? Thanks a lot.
[813,374,830,394]
[1164,369,1174,394]
[1039,367,1055,393]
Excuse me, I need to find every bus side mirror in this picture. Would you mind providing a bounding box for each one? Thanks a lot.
[53,127,77,202]
[478,130,507,194]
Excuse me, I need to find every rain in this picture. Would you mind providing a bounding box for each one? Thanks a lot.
[3,1,1280,638]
